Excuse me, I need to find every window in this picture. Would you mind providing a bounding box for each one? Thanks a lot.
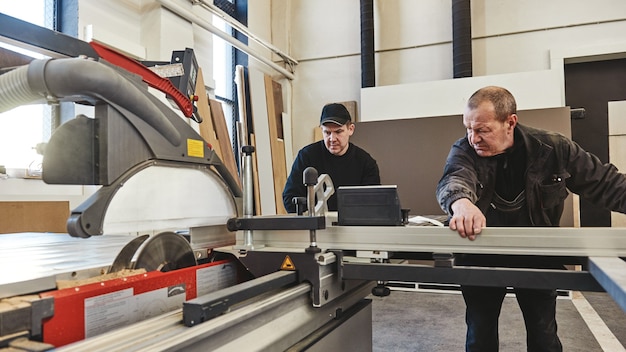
[0,1,53,171]
[212,12,235,135]
[212,0,247,169]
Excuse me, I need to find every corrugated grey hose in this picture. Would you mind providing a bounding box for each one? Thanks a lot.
[0,58,181,146]
[0,64,41,110]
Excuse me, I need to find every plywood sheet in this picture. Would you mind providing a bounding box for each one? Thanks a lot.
[0,201,69,234]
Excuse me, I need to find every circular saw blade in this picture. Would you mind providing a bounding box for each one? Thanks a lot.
[134,232,197,272]
[108,234,150,273]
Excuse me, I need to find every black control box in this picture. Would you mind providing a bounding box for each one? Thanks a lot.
[337,185,402,226]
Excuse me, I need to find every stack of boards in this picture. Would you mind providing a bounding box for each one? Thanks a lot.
[196,66,290,215]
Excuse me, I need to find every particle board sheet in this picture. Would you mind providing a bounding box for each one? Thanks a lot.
[0,201,69,234]
[209,98,241,188]
[249,68,276,215]
[264,75,287,214]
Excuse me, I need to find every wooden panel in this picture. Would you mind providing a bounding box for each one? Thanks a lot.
[195,68,222,158]
[209,98,241,188]
[350,107,574,225]
[282,112,294,169]
[341,100,358,122]
[0,201,69,234]
[264,75,287,214]
[314,126,322,141]
[249,68,276,215]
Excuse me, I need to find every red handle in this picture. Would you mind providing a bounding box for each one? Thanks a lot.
[89,41,194,118]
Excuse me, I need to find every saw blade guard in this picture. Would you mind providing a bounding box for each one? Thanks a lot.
[68,161,239,238]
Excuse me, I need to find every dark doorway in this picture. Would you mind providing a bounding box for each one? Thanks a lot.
[565,58,626,226]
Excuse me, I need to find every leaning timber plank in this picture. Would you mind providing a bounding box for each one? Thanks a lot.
[209,98,241,187]
[264,74,287,214]
[248,68,276,215]
[195,68,222,158]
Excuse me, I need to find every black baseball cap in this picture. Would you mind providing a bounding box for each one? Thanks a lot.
[320,103,351,126]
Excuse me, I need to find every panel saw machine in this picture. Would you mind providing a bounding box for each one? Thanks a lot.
[0,38,377,350]
[2,18,626,351]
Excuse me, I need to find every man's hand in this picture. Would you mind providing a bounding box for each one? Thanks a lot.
[449,198,486,241]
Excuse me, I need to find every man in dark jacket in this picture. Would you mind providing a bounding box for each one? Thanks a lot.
[436,86,626,352]
[282,103,380,213]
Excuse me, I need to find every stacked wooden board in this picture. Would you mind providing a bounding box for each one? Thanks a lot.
[247,68,288,215]
[195,65,290,216]
[194,68,240,189]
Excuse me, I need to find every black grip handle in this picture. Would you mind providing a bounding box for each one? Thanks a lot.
[303,167,318,186]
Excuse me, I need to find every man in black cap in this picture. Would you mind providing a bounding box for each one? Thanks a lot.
[282,103,380,213]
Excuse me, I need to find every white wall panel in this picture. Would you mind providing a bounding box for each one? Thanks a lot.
[376,44,453,86]
[142,5,194,61]
[375,0,451,51]
[290,56,362,153]
[248,0,273,60]
[78,0,143,53]
[279,0,626,159]
[290,0,361,60]
[472,0,626,37]
[361,70,562,122]
[474,21,626,76]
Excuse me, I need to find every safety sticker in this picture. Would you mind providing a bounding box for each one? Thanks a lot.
[281,255,296,270]
[187,139,205,158]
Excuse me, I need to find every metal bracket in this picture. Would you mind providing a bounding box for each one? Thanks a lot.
[183,270,297,327]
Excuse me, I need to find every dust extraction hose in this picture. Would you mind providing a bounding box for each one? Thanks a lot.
[0,58,182,146]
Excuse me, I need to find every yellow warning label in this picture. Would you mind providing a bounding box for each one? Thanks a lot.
[187,139,205,158]
[281,255,296,271]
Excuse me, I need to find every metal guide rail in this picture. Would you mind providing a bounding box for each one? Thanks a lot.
[232,220,626,312]
[234,222,626,257]
[55,280,375,352]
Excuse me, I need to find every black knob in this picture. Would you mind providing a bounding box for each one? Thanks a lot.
[303,167,318,186]
[241,145,255,155]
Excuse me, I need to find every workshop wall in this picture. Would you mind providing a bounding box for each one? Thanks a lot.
[4,0,626,215]
[48,0,626,162]
[273,0,626,156]
[77,0,215,88]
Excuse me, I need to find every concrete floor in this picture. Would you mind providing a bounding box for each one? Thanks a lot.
[371,288,626,351]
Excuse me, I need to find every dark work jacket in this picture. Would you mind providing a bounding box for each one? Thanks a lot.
[436,124,626,226]
[282,141,380,213]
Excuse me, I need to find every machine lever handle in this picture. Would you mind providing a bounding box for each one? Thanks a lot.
[89,41,196,119]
